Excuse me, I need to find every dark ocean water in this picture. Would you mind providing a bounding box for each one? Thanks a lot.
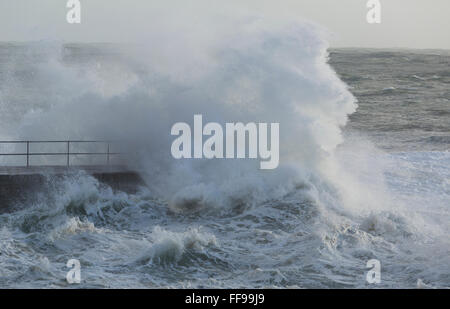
[330,49,450,152]
[0,43,449,288]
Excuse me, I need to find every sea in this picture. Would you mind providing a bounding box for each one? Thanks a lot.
[0,32,448,288]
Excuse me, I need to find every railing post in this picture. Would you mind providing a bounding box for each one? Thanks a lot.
[67,141,70,167]
[26,141,29,167]
[107,142,110,165]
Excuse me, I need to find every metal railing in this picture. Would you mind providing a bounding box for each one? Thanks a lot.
[0,141,120,167]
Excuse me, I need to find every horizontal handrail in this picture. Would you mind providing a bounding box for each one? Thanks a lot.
[0,140,113,143]
[0,153,120,155]
[0,141,121,167]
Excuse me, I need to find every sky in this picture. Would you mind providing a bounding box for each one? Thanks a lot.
[0,0,449,49]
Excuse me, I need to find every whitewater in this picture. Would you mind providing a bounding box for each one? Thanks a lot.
[0,16,449,288]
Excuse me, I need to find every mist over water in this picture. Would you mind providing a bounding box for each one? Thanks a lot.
[1,20,358,212]
[0,13,449,288]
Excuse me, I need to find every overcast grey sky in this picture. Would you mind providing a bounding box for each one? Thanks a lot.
[0,0,449,49]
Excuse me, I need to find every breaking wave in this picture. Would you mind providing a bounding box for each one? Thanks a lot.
[0,7,448,288]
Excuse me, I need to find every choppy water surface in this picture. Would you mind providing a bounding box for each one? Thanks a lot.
[0,41,449,288]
